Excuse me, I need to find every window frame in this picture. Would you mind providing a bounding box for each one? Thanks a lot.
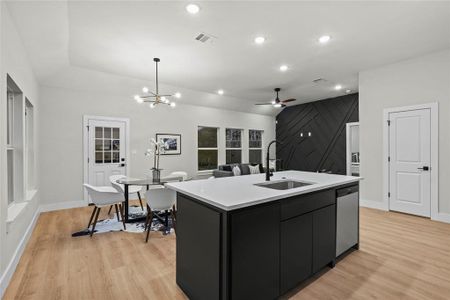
[225,128,243,164]
[197,126,219,172]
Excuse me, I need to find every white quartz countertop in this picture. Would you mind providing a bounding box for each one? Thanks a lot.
[166,171,362,211]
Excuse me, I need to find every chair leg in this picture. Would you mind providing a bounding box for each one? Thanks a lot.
[108,205,113,215]
[164,210,169,231]
[118,204,126,231]
[90,207,101,237]
[114,204,120,222]
[144,204,151,231]
[138,192,144,211]
[145,210,153,243]
[87,206,97,229]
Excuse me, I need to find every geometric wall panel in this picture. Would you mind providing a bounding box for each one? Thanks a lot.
[276,93,359,175]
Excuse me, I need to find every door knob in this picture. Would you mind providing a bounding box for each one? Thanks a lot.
[417,166,430,171]
[119,163,126,167]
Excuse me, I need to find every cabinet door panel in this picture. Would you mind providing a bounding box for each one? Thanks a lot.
[280,213,313,294]
[313,204,336,273]
[230,203,280,300]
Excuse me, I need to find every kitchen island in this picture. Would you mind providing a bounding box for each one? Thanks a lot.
[166,171,362,300]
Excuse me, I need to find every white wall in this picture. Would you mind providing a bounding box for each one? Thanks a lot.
[0,4,41,295]
[39,85,275,207]
[359,49,450,216]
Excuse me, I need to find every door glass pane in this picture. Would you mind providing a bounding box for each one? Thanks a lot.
[226,150,242,164]
[104,139,111,151]
[198,150,218,170]
[104,151,112,163]
[95,139,103,151]
[95,152,103,163]
[112,151,120,163]
[112,140,120,151]
[104,127,112,139]
[113,128,120,139]
[95,127,103,138]
[198,127,218,148]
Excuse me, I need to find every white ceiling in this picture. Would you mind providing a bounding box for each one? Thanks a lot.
[5,1,450,114]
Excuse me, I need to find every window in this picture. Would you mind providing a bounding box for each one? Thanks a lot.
[198,126,218,171]
[249,130,263,164]
[6,75,24,205]
[226,128,242,164]
[95,127,121,164]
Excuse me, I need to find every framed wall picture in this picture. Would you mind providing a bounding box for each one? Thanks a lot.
[156,133,181,155]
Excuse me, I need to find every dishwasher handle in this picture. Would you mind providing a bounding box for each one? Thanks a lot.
[337,185,359,198]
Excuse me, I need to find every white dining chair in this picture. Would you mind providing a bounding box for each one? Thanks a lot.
[83,184,126,237]
[162,171,188,182]
[109,174,144,211]
[144,186,177,242]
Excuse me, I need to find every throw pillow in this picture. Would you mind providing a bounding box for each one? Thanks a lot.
[249,165,260,174]
[222,165,232,172]
[232,165,241,176]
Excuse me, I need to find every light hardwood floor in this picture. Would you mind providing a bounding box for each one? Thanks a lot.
[3,206,450,300]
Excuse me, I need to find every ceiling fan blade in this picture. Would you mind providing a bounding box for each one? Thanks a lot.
[281,98,296,103]
[255,103,274,106]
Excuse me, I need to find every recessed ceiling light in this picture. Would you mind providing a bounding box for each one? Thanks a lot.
[254,36,265,44]
[217,89,224,95]
[174,92,181,98]
[279,65,288,72]
[345,89,352,93]
[334,84,342,90]
[186,4,200,14]
[319,35,331,44]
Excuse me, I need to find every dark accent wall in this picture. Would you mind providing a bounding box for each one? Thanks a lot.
[276,93,358,175]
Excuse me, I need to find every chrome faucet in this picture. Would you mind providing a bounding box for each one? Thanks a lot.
[266,140,282,181]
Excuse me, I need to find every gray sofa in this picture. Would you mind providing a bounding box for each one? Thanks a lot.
[213,163,265,178]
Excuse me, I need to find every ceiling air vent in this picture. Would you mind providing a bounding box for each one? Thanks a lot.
[195,32,217,44]
[312,78,327,84]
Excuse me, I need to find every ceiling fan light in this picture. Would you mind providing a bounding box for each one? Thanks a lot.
[271,100,276,105]
[274,103,282,108]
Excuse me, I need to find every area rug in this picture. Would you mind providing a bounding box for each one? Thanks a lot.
[72,206,174,237]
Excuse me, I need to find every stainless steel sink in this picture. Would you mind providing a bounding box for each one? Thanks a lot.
[254,179,314,190]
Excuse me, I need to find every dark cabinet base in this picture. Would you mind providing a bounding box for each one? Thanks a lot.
[176,184,357,300]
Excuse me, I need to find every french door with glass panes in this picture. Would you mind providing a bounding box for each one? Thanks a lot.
[87,118,127,195]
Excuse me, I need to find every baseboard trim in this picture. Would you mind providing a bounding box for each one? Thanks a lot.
[360,199,389,211]
[40,200,86,213]
[432,212,450,224]
[0,207,40,298]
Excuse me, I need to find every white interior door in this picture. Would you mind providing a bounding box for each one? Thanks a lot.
[388,109,431,217]
[87,119,127,188]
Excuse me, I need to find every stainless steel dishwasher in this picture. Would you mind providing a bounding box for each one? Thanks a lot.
[336,185,359,257]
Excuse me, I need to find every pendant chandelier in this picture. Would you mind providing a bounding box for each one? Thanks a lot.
[134,58,179,108]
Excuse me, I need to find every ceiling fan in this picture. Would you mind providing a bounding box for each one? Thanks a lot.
[134,58,176,108]
[255,88,296,108]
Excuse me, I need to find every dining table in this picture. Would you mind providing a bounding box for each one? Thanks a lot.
[116,178,167,223]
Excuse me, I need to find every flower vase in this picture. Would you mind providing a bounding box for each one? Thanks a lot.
[152,168,161,184]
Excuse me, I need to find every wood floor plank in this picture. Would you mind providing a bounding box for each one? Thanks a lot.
[3,207,450,299]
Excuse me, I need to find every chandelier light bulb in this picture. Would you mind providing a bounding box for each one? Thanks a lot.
[170,102,176,108]
[142,87,149,93]
[149,103,155,109]
[174,92,181,98]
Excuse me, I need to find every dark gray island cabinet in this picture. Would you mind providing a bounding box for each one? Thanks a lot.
[170,175,360,300]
